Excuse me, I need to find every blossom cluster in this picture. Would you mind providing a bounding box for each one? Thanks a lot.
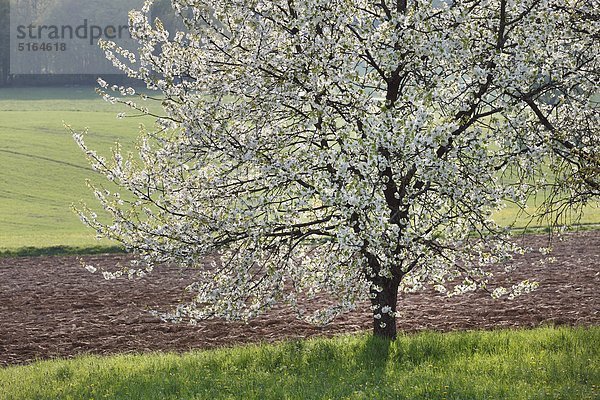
[75,0,599,328]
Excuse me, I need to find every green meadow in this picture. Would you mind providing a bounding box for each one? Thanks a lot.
[0,87,156,253]
[0,87,598,254]
[1,326,598,400]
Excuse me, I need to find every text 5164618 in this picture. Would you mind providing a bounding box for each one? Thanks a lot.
[17,42,67,51]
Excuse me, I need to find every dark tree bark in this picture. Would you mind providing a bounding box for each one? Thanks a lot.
[369,275,401,339]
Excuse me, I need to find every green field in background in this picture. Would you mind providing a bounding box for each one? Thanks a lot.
[0,87,155,251]
[0,87,598,253]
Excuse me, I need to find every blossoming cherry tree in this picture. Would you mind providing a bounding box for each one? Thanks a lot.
[75,0,599,338]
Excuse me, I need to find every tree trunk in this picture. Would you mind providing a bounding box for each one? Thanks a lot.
[370,278,400,339]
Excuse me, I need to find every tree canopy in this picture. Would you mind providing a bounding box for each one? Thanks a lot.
[75,0,599,338]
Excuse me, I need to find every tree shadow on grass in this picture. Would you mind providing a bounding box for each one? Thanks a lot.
[62,336,397,400]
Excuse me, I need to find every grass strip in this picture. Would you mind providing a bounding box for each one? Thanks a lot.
[0,326,597,399]
[0,245,125,258]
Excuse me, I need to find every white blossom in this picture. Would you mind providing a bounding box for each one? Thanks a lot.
[74,0,599,335]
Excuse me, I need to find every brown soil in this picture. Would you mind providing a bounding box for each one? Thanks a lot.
[1,232,598,367]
